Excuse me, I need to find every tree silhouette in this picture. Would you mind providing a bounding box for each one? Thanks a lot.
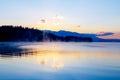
[0,25,93,42]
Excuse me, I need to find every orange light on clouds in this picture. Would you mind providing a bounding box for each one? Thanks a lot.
[98,33,120,39]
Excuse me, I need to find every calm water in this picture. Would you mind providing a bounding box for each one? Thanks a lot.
[0,42,120,80]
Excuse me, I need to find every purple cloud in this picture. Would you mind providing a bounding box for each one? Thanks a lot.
[96,32,114,36]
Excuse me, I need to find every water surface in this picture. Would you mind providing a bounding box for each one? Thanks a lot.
[0,42,120,80]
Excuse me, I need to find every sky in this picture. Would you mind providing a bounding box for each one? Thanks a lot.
[0,0,120,33]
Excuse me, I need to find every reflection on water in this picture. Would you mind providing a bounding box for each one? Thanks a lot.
[0,42,120,80]
[0,42,81,69]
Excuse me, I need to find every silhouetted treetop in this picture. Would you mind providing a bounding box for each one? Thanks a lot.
[0,25,93,42]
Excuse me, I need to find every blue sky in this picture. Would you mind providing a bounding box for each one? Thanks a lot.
[0,0,120,33]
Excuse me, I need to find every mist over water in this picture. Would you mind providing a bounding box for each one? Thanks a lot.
[0,42,120,80]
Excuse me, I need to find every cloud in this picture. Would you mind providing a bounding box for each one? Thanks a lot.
[40,19,46,23]
[53,15,64,20]
[96,32,114,36]
[97,32,120,39]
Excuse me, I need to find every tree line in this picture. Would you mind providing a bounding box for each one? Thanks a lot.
[0,25,93,42]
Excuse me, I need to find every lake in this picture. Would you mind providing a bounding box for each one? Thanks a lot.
[0,42,120,80]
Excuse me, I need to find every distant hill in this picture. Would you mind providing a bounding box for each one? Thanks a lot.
[0,26,92,42]
[45,30,120,42]
[0,25,120,42]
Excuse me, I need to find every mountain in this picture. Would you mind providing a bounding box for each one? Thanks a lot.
[0,26,92,42]
[45,30,120,42]
[0,25,119,42]
[45,30,99,41]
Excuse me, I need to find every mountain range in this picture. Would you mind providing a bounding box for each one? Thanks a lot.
[0,25,120,42]
[45,30,120,42]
